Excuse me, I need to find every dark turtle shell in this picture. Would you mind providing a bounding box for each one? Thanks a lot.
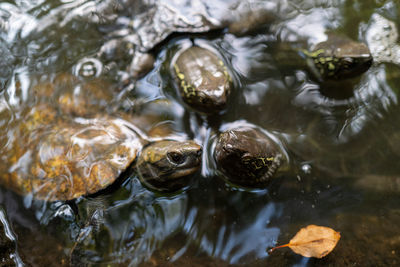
[214,125,284,188]
[172,46,233,114]
[304,34,373,80]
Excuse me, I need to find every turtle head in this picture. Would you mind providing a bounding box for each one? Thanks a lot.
[136,140,202,192]
[214,127,283,188]
[306,35,373,80]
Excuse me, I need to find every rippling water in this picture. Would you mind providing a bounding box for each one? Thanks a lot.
[1,0,400,266]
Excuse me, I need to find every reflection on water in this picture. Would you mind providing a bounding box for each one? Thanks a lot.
[1,0,400,266]
[0,205,24,266]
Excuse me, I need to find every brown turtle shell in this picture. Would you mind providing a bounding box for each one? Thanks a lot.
[0,74,146,201]
[1,103,144,201]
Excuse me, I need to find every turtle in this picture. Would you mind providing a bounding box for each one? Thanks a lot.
[267,34,373,82]
[302,34,373,81]
[212,122,288,188]
[171,46,233,114]
[0,74,202,201]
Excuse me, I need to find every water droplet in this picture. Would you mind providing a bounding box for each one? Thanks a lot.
[301,163,312,174]
[74,58,103,78]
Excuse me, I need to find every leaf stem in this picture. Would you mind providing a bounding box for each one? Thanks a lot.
[268,243,290,253]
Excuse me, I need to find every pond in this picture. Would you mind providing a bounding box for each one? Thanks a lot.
[1,0,400,266]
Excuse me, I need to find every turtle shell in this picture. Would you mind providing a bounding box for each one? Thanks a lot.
[213,125,285,188]
[0,74,147,201]
[1,103,144,201]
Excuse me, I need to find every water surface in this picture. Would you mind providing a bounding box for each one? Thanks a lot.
[1,0,400,266]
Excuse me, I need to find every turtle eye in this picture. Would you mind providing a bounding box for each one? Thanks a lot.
[167,151,185,164]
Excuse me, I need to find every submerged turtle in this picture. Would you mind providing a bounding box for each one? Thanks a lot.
[212,122,288,188]
[0,74,202,201]
[171,46,233,114]
[305,34,372,80]
[270,34,373,81]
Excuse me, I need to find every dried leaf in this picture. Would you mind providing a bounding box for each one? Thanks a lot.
[269,225,341,258]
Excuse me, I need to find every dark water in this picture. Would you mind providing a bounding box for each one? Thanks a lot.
[1,0,400,266]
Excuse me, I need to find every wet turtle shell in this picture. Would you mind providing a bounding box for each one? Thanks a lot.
[171,46,233,114]
[304,34,373,81]
[0,75,202,201]
[213,123,287,188]
[3,109,141,201]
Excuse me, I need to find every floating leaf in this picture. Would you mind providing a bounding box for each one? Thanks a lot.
[269,225,341,258]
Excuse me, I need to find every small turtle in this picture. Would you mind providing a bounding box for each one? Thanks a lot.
[304,34,373,81]
[271,34,373,81]
[213,123,288,188]
[171,46,233,114]
[0,75,202,201]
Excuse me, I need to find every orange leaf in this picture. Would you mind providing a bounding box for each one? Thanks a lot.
[269,225,341,258]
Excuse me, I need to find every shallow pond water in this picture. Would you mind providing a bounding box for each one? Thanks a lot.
[1,0,400,266]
